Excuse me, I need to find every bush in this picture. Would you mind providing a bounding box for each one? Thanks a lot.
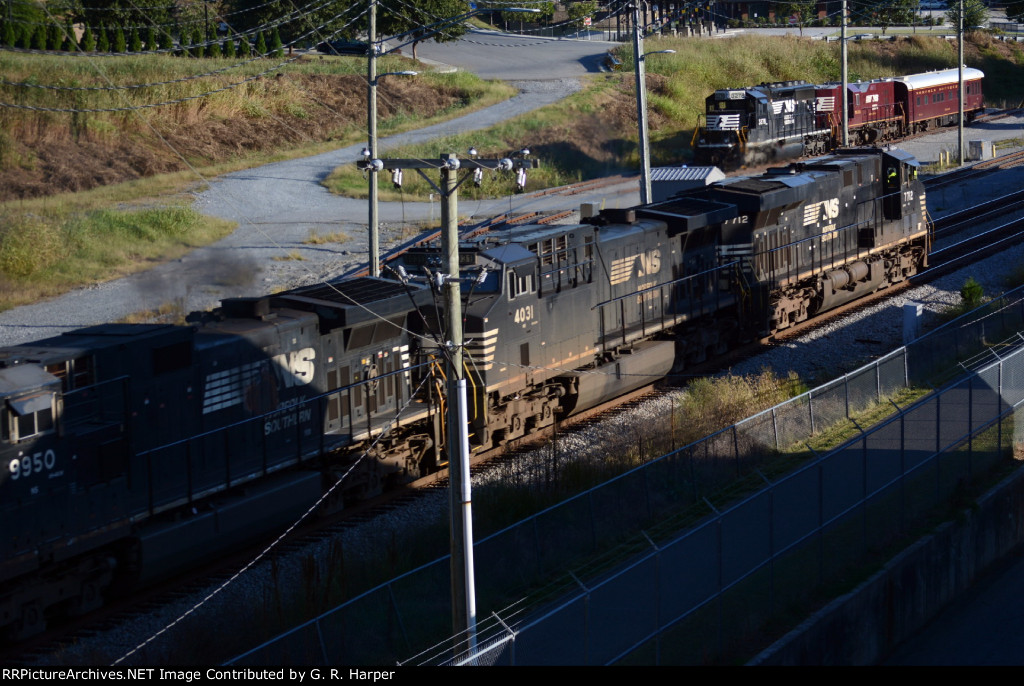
[960,276,984,309]
[676,370,802,446]
[79,24,95,51]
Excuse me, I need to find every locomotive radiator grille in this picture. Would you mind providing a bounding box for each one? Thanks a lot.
[203,361,264,414]
[464,329,499,371]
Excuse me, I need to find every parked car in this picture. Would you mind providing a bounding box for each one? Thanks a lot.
[315,40,379,56]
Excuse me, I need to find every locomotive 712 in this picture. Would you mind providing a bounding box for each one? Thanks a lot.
[0,147,927,638]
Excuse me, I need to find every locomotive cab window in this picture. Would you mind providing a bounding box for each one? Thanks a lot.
[507,271,535,300]
[4,393,56,443]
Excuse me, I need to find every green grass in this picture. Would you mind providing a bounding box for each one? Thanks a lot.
[0,202,235,311]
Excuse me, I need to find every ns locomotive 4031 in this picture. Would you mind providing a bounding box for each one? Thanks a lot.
[0,147,928,638]
[695,67,984,167]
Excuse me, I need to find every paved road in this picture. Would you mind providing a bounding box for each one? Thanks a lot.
[414,29,618,80]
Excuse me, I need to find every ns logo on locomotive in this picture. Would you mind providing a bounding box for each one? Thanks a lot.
[0,147,928,639]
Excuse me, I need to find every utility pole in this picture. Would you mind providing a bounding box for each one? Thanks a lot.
[355,153,539,653]
[841,0,849,147]
[632,2,652,204]
[958,0,965,166]
[368,0,380,277]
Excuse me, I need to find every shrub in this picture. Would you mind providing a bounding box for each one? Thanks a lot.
[113,26,126,53]
[79,24,95,51]
[960,276,984,309]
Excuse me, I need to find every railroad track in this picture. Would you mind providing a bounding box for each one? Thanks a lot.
[12,149,1024,666]
[925,149,1024,190]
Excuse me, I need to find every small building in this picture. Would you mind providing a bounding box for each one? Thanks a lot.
[651,165,726,202]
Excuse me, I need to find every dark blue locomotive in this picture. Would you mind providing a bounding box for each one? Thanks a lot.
[0,147,927,638]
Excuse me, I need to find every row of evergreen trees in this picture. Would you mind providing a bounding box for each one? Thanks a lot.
[0,20,284,57]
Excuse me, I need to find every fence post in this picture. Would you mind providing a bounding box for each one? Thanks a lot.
[809,390,816,435]
[968,373,974,482]
[772,407,779,451]
[733,425,740,476]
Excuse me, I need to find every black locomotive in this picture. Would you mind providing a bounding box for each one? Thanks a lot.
[695,68,985,168]
[0,147,927,638]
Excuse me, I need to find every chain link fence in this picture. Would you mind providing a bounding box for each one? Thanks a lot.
[227,287,1024,666]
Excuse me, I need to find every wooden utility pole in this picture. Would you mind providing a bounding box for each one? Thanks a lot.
[356,153,539,649]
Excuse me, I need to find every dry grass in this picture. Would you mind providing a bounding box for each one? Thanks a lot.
[303,230,350,245]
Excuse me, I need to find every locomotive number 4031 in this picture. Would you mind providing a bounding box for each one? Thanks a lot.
[9,449,57,480]
[514,305,534,324]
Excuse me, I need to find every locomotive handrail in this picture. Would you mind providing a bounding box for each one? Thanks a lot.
[592,260,740,309]
[134,360,434,458]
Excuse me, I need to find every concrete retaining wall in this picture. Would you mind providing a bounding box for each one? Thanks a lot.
[749,465,1024,665]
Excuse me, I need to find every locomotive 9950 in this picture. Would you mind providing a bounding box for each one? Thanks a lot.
[0,147,928,638]
[695,67,984,167]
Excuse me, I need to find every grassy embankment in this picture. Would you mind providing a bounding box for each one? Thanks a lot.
[324,31,1024,201]
[0,51,514,311]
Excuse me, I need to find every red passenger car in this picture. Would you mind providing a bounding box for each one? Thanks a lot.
[893,67,985,133]
[816,79,903,145]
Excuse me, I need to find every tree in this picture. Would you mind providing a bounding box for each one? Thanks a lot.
[71,0,177,40]
[62,20,75,50]
[145,26,157,51]
[32,24,47,50]
[113,25,126,53]
[376,0,471,61]
[80,24,95,51]
[780,0,816,35]
[254,30,267,56]
[97,25,109,52]
[872,0,915,34]
[1009,0,1024,23]
[946,0,989,29]
[566,1,597,30]
[129,27,141,52]
[48,21,63,50]
[2,21,14,48]
[270,27,283,57]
